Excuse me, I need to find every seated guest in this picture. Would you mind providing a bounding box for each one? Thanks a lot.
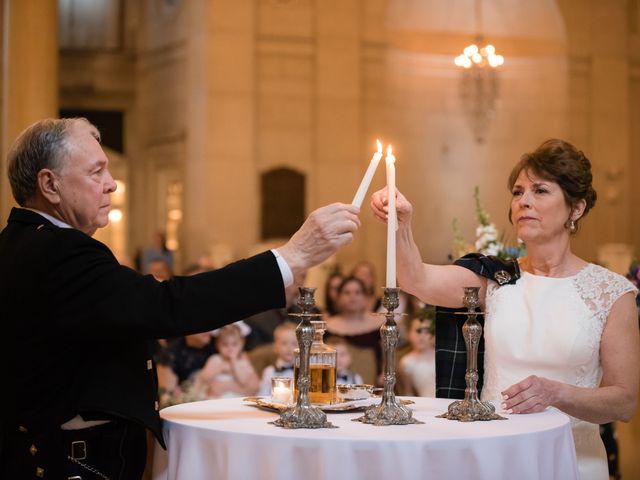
[141,231,174,274]
[258,322,298,396]
[197,323,259,398]
[156,331,217,398]
[351,261,381,312]
[323,271,344,316]
[398,315,435,397]
[326,276,384,379]
[148,257,172,282]
[326,336,363,385]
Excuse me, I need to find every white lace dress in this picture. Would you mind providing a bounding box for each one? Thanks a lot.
[480,264,637,480]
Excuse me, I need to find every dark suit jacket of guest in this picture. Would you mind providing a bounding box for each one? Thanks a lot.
[243,308,288,350]
[0,208,285,450]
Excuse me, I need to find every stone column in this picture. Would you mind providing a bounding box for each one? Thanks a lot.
[0,0,58,223]
[314,0,363,269]
[182,0,257,265]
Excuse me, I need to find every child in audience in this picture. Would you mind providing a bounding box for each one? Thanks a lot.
[398,315,435,397]
[156,331,216,402]
[197,323,259,398]
[259,322,297,396]
[326,336,363,385]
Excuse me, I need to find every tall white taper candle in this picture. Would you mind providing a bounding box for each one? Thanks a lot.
[352,140,383,208]
[385,145,396,288]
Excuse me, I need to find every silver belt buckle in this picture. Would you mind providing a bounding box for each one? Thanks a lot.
[70,440,87,460]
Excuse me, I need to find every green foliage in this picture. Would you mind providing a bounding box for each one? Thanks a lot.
[473,186,491,226]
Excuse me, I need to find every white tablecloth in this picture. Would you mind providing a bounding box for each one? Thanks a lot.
[153,397,578,480]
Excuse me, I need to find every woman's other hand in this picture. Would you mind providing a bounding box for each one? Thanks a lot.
[501,375,561,414]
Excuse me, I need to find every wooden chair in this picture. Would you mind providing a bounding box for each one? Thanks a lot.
[346,344,377,385]
[247,343,277,376]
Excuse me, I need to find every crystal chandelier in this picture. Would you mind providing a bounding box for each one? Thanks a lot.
[453,1,505,143]
[454,43,504,69]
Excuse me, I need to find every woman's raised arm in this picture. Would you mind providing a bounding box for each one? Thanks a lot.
[370,187,485,308]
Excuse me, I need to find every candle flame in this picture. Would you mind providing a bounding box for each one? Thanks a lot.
[386,144,395,164]
[376,139,382,153]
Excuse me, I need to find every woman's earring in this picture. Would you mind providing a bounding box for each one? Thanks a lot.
[568,219,576,233]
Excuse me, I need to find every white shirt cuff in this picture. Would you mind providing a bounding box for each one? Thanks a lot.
[271,249,293,288]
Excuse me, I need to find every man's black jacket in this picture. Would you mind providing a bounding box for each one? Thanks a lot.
[0,208,285,454]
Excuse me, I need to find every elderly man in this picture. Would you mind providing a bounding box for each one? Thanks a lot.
[0,118,360,479]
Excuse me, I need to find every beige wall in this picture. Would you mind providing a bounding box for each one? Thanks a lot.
[33,0,640,278]
[127,0,390,274]
[559,0,635,263]
[0,1,634,473]
[383,1,569,265]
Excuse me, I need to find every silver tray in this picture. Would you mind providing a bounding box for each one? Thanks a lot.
[242,396,415,413]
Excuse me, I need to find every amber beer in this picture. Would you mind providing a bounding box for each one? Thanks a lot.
[293,363,336,404]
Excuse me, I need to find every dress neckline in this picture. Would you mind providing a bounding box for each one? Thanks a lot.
[519,262,593,280]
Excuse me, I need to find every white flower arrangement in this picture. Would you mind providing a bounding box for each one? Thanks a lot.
[475,224,503,255]
[452,187,525,260]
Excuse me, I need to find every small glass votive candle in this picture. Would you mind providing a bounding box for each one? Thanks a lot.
[271,377,293,405]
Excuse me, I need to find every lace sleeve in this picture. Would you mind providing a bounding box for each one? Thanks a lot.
[575,265,638,327]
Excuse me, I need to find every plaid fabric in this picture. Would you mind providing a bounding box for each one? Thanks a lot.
[435,306,485,399]
[435,253,520,399]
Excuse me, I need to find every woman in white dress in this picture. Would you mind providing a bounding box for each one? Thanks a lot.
[370,139,639,480]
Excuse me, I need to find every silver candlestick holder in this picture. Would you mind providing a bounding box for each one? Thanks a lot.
[271,287,336,429]
[354,287,423,426]
[437,286,506,422]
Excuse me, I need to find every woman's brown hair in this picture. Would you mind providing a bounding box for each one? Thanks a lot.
[507,139,597,231]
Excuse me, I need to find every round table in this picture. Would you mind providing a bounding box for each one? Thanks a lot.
[152,397,579,480]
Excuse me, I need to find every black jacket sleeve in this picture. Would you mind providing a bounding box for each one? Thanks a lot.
[46,228,286,339]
